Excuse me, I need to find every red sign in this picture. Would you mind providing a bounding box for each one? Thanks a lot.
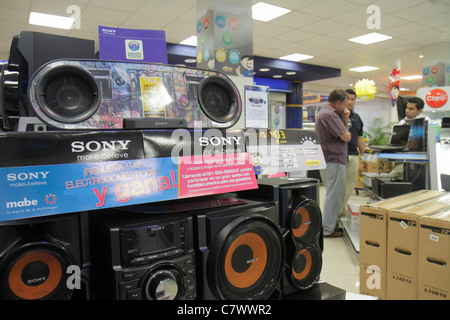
[425,89,448,109]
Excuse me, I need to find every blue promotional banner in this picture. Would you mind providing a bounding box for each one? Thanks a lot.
[98,26,168,64]
[0,158,179,221]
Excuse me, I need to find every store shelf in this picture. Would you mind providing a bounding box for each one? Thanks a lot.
[340,217,359,254]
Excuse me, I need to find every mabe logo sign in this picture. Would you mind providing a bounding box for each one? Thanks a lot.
[425,89,448,109]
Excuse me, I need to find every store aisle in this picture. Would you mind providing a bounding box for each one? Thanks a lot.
[318,186,369,294]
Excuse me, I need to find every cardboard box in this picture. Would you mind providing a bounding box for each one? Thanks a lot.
[418,210,450,300]
[387,194,450,300]
[359,190,444,299]
[362,159,392,173]
[347,203,360,231]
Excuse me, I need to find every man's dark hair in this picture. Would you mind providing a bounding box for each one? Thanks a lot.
[346,88,356,96]
[328,89,347,103]
[409,96,425,110]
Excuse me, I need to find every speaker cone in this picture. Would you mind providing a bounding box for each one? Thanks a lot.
[197,75,241,126]
[0,243,75,300]
[207,214,284,300]
[291,198,322,245]
[34,64,100,124]
[291,245,322,290]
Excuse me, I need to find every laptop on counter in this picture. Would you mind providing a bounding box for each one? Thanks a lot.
[369,125,411,152]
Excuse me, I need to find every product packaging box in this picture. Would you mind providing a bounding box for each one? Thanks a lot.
[359,190,444,299]
[418,210,450,300]
[347,203,360,231]
[387,194,450,300]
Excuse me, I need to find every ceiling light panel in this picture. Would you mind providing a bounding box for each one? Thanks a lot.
[279,53,314,62]
[350,66,379,72]
[348,32,392,45]
[29,12,75,29]
[179,36,197,46]
[252,2,291,22]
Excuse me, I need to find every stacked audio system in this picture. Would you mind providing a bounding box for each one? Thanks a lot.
[239,177,324,296]
[1,32,324,300]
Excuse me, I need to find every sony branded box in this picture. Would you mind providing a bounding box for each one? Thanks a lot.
[418,210,450,300]
[359,190,444,299]
[387,193,450,300]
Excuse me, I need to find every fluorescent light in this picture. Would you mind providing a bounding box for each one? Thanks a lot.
[259,68,271,72]
[401,75,423,80]
[279,53,314,62]
[286,71,296,75]
[29,12,75,30]
[180,36,197,46]
[252,2,291,22]
[348,32,392,45]
[350,66,379,72]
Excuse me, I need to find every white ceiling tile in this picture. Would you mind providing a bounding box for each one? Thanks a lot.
[1,0,449,92]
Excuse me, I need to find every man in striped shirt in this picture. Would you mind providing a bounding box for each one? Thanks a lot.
[315,89,351,237]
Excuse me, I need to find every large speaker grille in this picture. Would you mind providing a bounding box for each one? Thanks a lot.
[0,243,75,300]
[34,65,100,123]
[198,75,241,126]
[207,215,284,300]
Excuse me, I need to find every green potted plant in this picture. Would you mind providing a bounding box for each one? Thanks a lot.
[364,118,392,145]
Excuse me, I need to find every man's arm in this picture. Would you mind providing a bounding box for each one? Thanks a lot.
[339,108,351,142]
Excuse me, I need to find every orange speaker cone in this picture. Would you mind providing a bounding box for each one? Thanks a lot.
[292,206,311,239]
[224,233,267,289]
[8,251,63,300]
[292,248,312,281]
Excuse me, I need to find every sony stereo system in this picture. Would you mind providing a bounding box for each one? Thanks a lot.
[89,211,196,300]
[25,59,242,131]
[2,32,242,131]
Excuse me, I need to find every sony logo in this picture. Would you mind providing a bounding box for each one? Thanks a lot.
[7,171,50,182]
[199,136,242,147]
[71,140,132,153]
[150,225,166,232]
[102,28,116,34]
[27,276,47,284]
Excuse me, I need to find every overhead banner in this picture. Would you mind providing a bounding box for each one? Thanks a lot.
[98,26,168,64]
[389,59,401,107]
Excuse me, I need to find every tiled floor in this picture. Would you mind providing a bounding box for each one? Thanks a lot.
[318,186,370,295]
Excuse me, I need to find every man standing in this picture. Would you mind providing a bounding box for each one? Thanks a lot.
[339,89,365,219]
[315,89,351,237]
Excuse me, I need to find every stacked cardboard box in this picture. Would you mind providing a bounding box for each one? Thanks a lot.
[359,190,444,299]
[387,193,450,299]
[418,210,450,300]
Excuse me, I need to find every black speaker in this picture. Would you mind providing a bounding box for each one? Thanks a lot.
[89,210,196,300]
[26,59,242,131]
[187,198,284,300]
[240,177,323,296]
[0,213,91,300]
[3,31,95,130]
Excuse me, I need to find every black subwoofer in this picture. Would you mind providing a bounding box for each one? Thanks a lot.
[189,199,284,300]
[0,213,90,300]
